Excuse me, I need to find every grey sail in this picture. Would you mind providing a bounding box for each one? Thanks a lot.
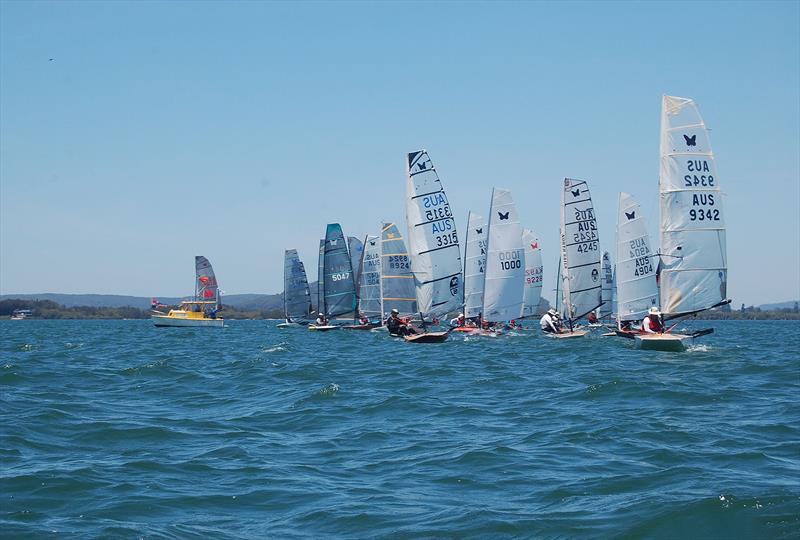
[357,235,382,318]
[317,239,325,311]
[283,249,312,322]
[348,236,364,289]
[323,223,357,317]
[195,256,220,308]
[381,222,417,318]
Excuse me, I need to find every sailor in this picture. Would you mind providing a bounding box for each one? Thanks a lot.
[642,307,664,333]
[587,311,598,324]
[540,308,560,333]
[449,313,466,327]
[358,312,370,325]
[315,312,328,326]
[386,308,417,336]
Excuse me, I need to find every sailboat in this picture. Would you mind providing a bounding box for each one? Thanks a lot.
[309,223,356,331]
[347,236,364,289]
[343,234,381,330]
[637,94,730,350]
[520,228,543,320]
[555,178,603,338]
[480,188,525,333]
[592,251,614,325]
[380,222,417,323]
[152,256,224,327]
[613,192,661,338]
[456,211,487,333]
[403,150,462,343]
[277,249,313,328]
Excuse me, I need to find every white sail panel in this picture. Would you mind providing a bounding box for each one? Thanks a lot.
[195,256,220,307]
[616,192,659,322]
[283,249,312,321]
[405,150,462,318]
[599,251,614,318]
[317,239,325,312]
[463,212,487,318]
[357,235,381,318]
[659,95,728,316]
[381,222,417,318]
[521,229,543,318]
[559,178,602,321]
[483,188,524,322]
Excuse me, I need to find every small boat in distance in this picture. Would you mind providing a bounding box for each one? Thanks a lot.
[10,309,32,320]
[152,256,224,328]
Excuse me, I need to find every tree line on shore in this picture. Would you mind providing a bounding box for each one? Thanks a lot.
[1,298,798,321]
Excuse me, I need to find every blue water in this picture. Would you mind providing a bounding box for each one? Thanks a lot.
[2,320,799,538]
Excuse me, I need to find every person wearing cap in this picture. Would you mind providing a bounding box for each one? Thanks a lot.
[449,313,466,327]
[642,307,664,334]
[386,308,417,336]
[315,311,329,326]
[540,308,561,333]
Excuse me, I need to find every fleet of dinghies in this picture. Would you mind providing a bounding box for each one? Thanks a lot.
[153,95,729,351]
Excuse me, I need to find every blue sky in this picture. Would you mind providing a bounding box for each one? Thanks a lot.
[1,1,798,306]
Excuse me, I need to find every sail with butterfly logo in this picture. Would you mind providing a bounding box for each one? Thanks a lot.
[559,178,603,322]
[616,192,659,323]
[323,223,357,317]
[356,234,382,319]
[282,249,313,323]
[659,95,728,317]
[598,251,614,319]
[463,212,487,319]
[405,150,462,319]
[521,229,543,318]
[195,256,220,308]
[482,188,525,322]
[380,222,417,318]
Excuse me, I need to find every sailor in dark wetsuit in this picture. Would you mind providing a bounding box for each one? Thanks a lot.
[385,308,417,336]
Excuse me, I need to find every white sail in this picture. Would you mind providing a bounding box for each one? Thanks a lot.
[521,229,543,318]
[463,211,487,318]
[659,95,728,316]
[559,178,602,321]
[599,251,614,318]
[405,150,462,318]
[616,192,659,322]
[357,235,382,318]
[482,188,525,322]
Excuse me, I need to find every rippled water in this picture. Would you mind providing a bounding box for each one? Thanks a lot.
[2,319,799,538]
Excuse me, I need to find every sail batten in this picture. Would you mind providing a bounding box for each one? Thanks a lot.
[658,95,728,317]
[405,150,462,318]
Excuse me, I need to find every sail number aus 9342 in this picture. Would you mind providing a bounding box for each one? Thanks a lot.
[689,209,720,221]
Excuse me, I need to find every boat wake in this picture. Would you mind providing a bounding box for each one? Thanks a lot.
[261,342,289,354]
[687,343,711,353]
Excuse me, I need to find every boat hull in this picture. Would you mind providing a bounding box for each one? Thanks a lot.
[635,333,689,352]
[152,315,224,328]
[341,324,377,330]
[404,331,449,343]
[550,329,588,339]
[308,325,340,331]
[277,322,305,328]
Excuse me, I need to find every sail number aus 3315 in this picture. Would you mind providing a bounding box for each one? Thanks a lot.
[435,232,458,247]
[425,205,452,221]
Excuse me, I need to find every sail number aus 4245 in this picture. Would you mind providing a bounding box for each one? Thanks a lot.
[576,241,598,253]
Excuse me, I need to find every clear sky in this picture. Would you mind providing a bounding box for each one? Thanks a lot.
[1,1,798,306]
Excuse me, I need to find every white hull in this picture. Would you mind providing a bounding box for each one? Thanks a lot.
[308,325,340,332]
[550,329,589,339]
[277,322,304,328]
[634,333,689,352]
[152,315,224,328]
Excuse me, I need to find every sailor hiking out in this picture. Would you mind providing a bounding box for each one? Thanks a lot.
[641,307,664,334]
[540,308,561,334]
[386,308,418,337]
